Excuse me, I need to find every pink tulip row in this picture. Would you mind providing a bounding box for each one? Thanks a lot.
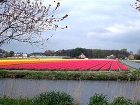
[0,59,128,71]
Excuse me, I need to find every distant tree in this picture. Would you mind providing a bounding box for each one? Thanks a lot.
[44,50,55,56]
[137,49,140,55]
[135,54,140,60]
[70,48,87,57]
[129,51,133,54]
[9,51,14,57]
[120,49,127,52]
[0,0,5,3]
[0,0,68,46]
[135,49,140,60]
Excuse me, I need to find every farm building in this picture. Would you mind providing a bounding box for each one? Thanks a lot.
[78,53,86,59]
[107,54,116,59]
[128,54,135,60]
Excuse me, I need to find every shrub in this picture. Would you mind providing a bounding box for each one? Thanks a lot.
[33,91,74,105]
[111,97,132,105]
[0,70,8,77]
[88,93,109,105]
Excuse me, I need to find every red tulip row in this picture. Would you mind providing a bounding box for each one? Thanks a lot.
[0,59,128,71]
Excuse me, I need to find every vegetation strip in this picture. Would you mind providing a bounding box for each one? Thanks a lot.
[0,68,140,80]
[1,92,140,105]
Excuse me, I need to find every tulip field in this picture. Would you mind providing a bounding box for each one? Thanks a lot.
[0,59,128,71]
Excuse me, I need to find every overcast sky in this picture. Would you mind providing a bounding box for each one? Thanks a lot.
[1,0,140,53]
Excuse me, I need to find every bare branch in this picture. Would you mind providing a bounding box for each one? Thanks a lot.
[135,0,140,11]
[0,0,68,46]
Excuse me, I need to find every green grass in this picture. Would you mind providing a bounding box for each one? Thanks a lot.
[0,68,139,81]
[0,98,33,105]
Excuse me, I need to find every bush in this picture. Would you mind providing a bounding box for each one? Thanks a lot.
[111,97,132,105]
[33,91,74,105]
[88,93,109,105]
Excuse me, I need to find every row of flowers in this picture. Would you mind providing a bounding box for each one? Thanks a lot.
[0,59,128,71]
[0,59,60,66]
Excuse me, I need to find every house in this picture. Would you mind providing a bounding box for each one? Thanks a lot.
[78,53,86,59]
[14,53,28,58]
[128,54,135,60]
[107,54,116,59]
[22,54,28,58]
[14,53,22,58]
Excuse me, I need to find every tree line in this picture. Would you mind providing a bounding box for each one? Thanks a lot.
[0,49,14,57]
[1,48,140,60]
[44,48,130,59]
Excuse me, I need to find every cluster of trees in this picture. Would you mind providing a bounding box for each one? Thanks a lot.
[29,52,46,57]
[0,49,14,57]
[135,49,140,60]
[0,48,140,59]
[44,48,130,59]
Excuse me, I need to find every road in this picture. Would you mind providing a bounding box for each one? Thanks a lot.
[122,60,140,70]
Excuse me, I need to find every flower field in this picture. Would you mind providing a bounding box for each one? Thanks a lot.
[0,59,128,71]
